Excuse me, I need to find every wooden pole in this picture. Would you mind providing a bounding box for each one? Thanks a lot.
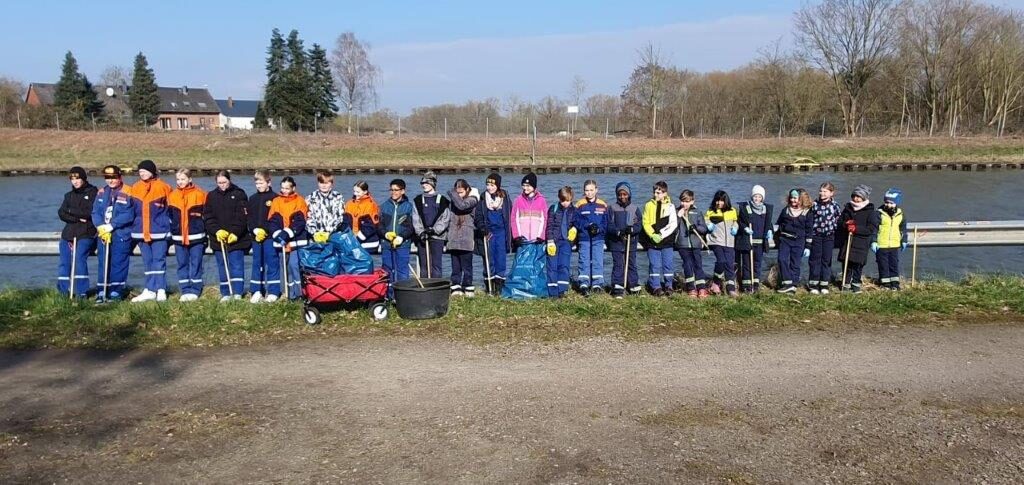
[841,236,853,291]
[911,227,919,287]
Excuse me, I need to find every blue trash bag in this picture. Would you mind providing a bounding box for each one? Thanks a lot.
[330,231,374,275]
[501,243,548,299]
[298,243,340,276]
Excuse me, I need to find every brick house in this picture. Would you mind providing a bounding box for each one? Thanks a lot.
[25,83,221,130]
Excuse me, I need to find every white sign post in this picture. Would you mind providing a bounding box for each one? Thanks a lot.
[567,106,579,138]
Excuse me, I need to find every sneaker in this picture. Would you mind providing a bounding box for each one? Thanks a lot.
[179,293,196,302]
[463,290,475,298]
[451,290,464,297]
[131,289,156,303]
[612,289,624,299]
[663,287,675,297]
[709,282,722,295]
[233,294,243,300]
[809,288,820,295]
[590,286,604,295]
[651,287,664,297]
[579,287,590,297]
[250,291,264,304]
[697,289,710,299]
[156,290,167,302]
[687,290,698,298]
[95,294,107,304]
[727,290,739,297]
[820,288,830,295]
[219,295,232,303]
[265,294,279,303]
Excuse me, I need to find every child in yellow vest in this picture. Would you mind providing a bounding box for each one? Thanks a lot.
[873,188,908,291]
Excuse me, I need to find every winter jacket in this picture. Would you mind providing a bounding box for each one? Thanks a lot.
[247,189,277,233]
[378,195,416,249]
[58,182,98,240]
[546,203,578,243]
[511,192,548,241]
[92,183,134,241]
[446,188,480,252]
[345,195,381,249]
[474,190,513,252]
[837,202,880,265]
[268,192,309,251]
[674,207,708,250]
[642,198,678,249]
[735,202,773,252]
[204,183,251,252]
[877,207,907,249]
[704,208,739,247]
[168,184,207,246]
[811,199,842,237]
[573,197,609,241]
[606,183,642,252]
[412,192,452,241]
[128,178,173,242]
[776,206,814,247]
[306,190,346,235]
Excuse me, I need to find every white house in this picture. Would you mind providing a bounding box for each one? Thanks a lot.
[216,97,265,130]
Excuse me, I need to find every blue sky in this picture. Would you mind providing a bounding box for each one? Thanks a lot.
[4,0,1023,114]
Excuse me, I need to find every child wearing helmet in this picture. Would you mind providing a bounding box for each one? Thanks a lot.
[874,188,908,290]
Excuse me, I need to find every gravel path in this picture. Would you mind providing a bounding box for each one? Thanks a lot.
[3,323,1023,484]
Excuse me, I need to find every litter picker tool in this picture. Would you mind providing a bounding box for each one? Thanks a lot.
[623,232,631,291]
[483,234,492,294]
[841,232,853,291]
[409,264,425,288]
[281,244,289,300]
[100,238,111,303]
[220,239,235,297]
[749,232,756,291]
[69,238,77,299]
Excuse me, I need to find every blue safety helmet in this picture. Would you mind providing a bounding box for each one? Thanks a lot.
[883,187,903,206]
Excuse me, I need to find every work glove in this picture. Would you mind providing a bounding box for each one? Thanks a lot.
[744,227,753,235]
[567,227,578,242]
[845,220,857,235]
[385,231,397,241]
[802,248,811,259]
[253,228,267,242]
[870,242,879,253]
[707,223,717,233]
[479,227,490,237]
[392,236,404,248]
[729,226,738,237]
[99,232,112,244]
[313,231,329,244]
[227,233,239,244]
[424,228,435,237]
[901,242,909,252]
[651,234,663,244]
[586,223,600,237]
[514,236,528,247]
[215,229,230,242]
[766,230,774,242]
[97,224,113,236]
[274,231,290,245]
[546,241,557,257]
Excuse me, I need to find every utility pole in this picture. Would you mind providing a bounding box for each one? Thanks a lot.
[605,118,609,140]
[397,116,402,139]
[56,112,60,131]
[485,117,489,138]
[444,117,448,140]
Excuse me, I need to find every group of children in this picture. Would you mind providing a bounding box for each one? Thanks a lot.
[57,162,910,304]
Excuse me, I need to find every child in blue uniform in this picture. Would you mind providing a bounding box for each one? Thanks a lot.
[546,187,578,297]
[93,165,134,303]
[675,190,710,298]
[475,173,512,295]
[735,185,773,294]
[775,188,814,293]
[608,182,642,298]
[248,170,280,303]
[574,180,609,295]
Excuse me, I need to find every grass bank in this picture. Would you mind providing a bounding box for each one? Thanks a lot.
[1,276,1021,350]
[1,129,1023,171]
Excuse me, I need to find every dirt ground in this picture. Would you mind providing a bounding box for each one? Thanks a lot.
[2,323,1024,484]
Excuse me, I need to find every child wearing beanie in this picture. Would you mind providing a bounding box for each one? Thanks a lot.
[837,184,880,293]
[735,185,773,294]
[874,188,908,290]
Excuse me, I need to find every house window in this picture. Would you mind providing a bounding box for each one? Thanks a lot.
[178,118,188,129]
[170,102,177,108]
[199,117,207,128]
[183,101,191,107]
[160,118,171,129]
[198,102,207,108]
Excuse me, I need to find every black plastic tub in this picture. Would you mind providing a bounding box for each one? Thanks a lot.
[393,278,451,320]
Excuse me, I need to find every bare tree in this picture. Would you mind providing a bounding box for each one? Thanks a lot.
[754,39,794,137]
[331,32,379,134]
[795,0,903,136]
[0,76,26,127]
[99,65,129,87]
[977,9,1024,136]
[637,42,666,137]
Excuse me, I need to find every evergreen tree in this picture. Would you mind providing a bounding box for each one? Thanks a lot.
[280,29,313,130]
[264,28,287,127]
[308,43,337,122]
[54,51,103,120]
[253,102,269,130]
[128,52,160,126]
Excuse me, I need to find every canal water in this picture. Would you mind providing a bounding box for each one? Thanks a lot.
[1,170,1022,290]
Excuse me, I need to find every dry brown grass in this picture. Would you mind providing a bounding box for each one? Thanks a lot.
[1,128,1022,171]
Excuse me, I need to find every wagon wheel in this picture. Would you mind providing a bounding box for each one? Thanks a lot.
[303,305,322,325]
[370,303,389,321]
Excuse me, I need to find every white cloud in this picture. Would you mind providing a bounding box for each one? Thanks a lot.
[373,14,792,113]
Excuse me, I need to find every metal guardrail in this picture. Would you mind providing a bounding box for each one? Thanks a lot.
[2,221,1023,256]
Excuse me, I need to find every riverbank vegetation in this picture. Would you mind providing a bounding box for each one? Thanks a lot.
[1,275,1021,350]
[1,129,1022,172]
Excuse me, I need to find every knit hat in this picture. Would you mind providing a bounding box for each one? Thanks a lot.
[68,166,88,181]
[137,159,158,177]
[486,172,502,189]
[521,172,537,189]
[420,171,437,189]
[852,184,871,200]
[883,187,903,206]
[102,165,122,179]
[615,181,632,195]
[752,185,765,198]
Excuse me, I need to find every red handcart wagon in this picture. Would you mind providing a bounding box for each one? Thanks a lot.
[300,268,390,324]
